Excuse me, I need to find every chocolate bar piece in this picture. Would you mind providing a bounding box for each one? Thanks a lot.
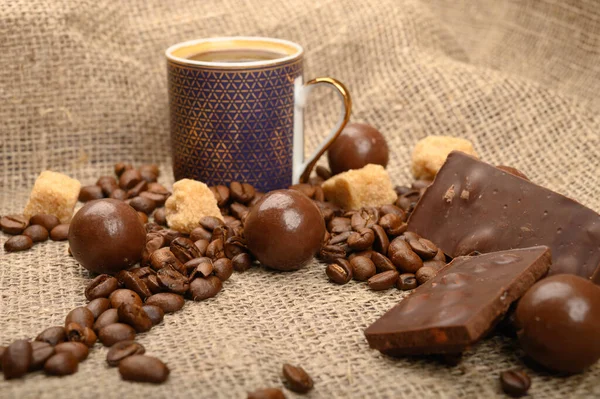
[364,246,551,355]
[407,151,600,280]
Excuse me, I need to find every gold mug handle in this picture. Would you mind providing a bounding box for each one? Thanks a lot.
[293,77,352,184]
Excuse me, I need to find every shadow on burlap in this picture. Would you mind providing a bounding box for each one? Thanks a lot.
[1,0,599,397]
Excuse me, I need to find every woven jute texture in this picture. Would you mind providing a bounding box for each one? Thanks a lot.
[1,0,600,397]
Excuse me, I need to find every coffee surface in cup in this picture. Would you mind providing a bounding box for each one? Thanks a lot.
[187,49,284,63]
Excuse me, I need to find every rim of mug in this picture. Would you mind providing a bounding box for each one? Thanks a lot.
[165,36,304,68]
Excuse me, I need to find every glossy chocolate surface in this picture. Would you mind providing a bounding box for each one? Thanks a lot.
[408,152,600,280]
[327,122,389,175]
[69,199,146,274]
[515,274,600,373]
[244,190,325,271]
[365,246,550,355]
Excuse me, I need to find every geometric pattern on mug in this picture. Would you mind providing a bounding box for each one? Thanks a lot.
[168,60,303,192]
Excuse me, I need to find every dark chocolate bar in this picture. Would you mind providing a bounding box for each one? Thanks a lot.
[407,151,600,280]
[364,246,551,355]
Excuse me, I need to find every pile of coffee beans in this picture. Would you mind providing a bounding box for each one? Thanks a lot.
[2,213,69,252]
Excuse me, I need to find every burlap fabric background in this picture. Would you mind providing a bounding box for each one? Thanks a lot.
[1,0,599,397]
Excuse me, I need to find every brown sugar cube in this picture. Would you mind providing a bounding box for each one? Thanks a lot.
[165,179,223,233]
[23,171,81,224]
[411,135,478,180]
[322,164,397,210]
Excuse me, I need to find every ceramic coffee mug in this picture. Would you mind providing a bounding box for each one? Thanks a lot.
[166,37,351,192]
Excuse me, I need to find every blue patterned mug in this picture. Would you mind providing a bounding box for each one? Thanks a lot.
[166,37,351,192]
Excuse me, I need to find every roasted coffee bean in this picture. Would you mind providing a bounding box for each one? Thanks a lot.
[397,273,417,290]
[210,185,231,207]
[316,165,332,180]
[350,256,377,281]
[318,245,347,262]
[153,208,167,226]
[110,188,128,201]
[351,208,379,230]
[230,202,250,220]
[213,258,233,281]
[157,228,184,245]
[415,266,437,285]
[401,231,421,241]
[109,289,143,309]
[186,257,214,279]
[138,211,149,224]
[387,237,423,273]
[210,225,231,243]
[327,217,352,233]
[22,224,48,242]
[139,164,160,182]
[50,224,70,241]
[118,355,169,383]
[4,235,33,252]
[157,266,189,295]
[85,274,119,300]
[282,363,313,393]
[65,322,97,347]
[423,259,446,271]
[44,352,79,376]
[379,204,407,220]
[86,298,111,319]
[190,227,212,242]
[147,182,169,195]
[144,274,162,294]
[232,252,252,272]
[170,237,201,263]
[54,342,89,361]
[247,388,286,399]
[378,213,407,236]
[289,183,315,198]
[119,169,142,190]
[97,176,119,196]
[114,162,133,177]
[145,293,185,313]
[36,326,67,346]
[199,216,224,231]
[93,308,119,332]
[206,238,225,260]
[347,228,375,250]
[106,340,146,367]
[326,259,353,284]
[127,180,148,198]
[117,270,152,300]
[500,370,531,397]
[223,215,238,224]
[315,201,337,222]
[2,340,32,379]
[65,307,95,329]
[145,222,163,233]
[189,276,222,301]
[98,323,136,347]
[368,270,400,291]
[408,238,438,259]
[371,252,396,273]
[194,239,210,256]
[396,190,420,212]
[142,233,166,265]
[79,185,105,202]
[224,236,247,259]
[118,303,153,333]
[29,341,55,370]
[230,182,255,203]
[29,213,60,231]
[142,305,164,326]
[149,247,186,274]
[129,196,157,215]
[313,185,325,202]
[140,191,168,206]
[1,215,29,234]
[328,231,352,245]
[371,225,389,254]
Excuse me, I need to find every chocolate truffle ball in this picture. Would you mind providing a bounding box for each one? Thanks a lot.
[244,190,325,271]
[69,199,146,274]
[515,274,600,373]
[327,122,389,175]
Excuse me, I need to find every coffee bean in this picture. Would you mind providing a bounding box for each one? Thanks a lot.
[170,236,201,263]
[190,226,212,242]
[206,238,225,260]
[98,323,136,347]
[401,231,421,241]
[29,213,60,231]
[369,225,388,254]
[149,247,186,274]
[127,180,148,198]
[213,258,233,281]
[368,270,399,291]
[411,179,432,190]
[145,293,185,313]
[146,182,168,195]
[119,169,142,190]
[106,340,146,367]
[351,208,379,230]
[379,204,407,220]
[316,165,332,180]
[94,308,119,332]
[139,164,160,182]
[142,232,166,265]
[140,191,168,206]
[109,289,143,309]
[21,224,48,242]
[54,341,89,361]
[4,235,33,252]
[157,266,189,295]
[65,322,97,347]
[318,244,347,262]
[232,252,252,272]
[2,340,32,379]
[434,249,446,262]
[49,224,70,241]
[247,388,286,399]
[378,213,407,236]
[114,162,133,177]
[423,259,446,271]
[97,176,119,196]
[189,276,222,301]
[313,185,325,202]
[153,208,167,226]
[328,231,352,246]
[415,266,437,285]
[85,274,119,300]
[44,352,79,376]
[281,363,313,393]
[110,188,129,201]
[118,303,153,333]
[79,185,105,202]
[500,369,531,397]
[116,270,152,300]
[327,217,352,234]
[387,237,423,273]
[210,225,232,243]
[36,326,67,346]
[230,202,250,221]
[144,274,162,294]
[326,259,353,284]
[186,257,214,279]
[347,228,375,250]
[65,306,95,329]
[224,236,247,259]
[29,341,55,370]
[129,196,157,215]
[371,252,396,273]
[86,298,111,319]
[408,238,438,259]
[350,256,376,281]
[1,215,29,235]
[210,185,230,207]
[118,355,169,383]
[197,216,223,232]
[142,305,164,326]
[397,273,417,290]
[230,182,255,203]
[289,183,315,198]
[157,228,184,245]
[348,250,373,260]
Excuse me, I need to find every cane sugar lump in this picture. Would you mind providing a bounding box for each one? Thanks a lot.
[165,179,223,233]
[322,164,397,210]
[411,136,478,180]
[23,171,81,223]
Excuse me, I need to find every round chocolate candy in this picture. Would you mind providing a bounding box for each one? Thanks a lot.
[244,190,325,271]
[68,199,146,274]
[327,122,389,175]
[515,274,600,373]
